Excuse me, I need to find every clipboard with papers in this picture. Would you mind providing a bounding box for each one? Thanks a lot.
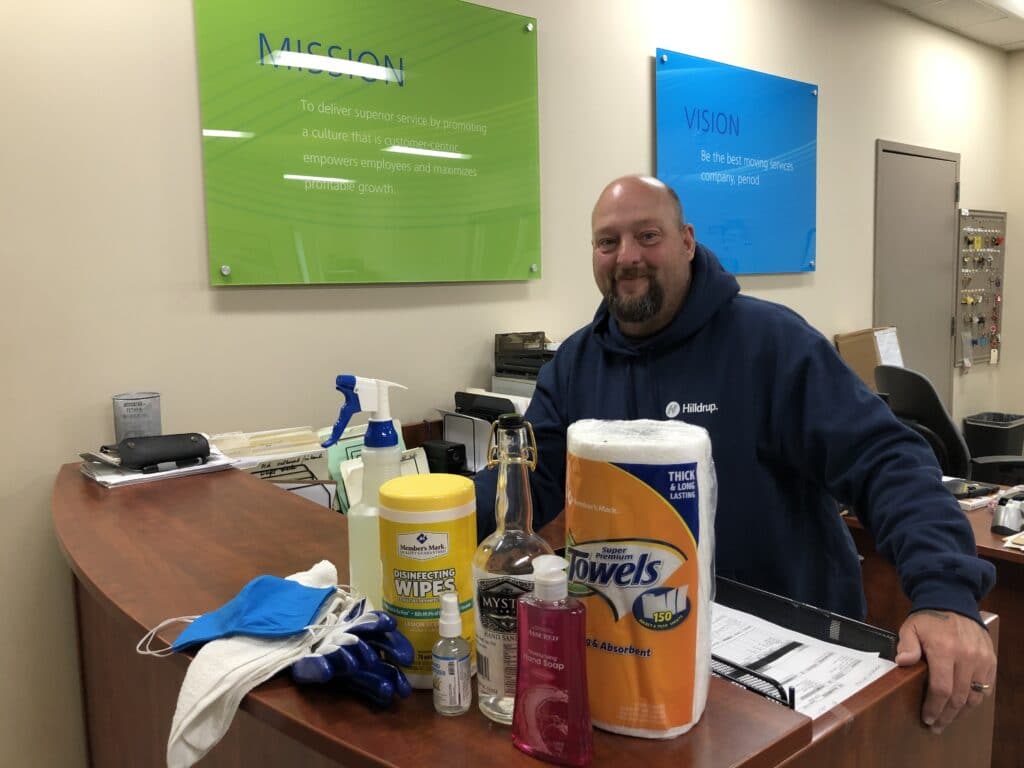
[711,577,898,716]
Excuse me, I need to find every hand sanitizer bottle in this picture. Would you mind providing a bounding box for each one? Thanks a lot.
[432,592,472,716]
[512,555,592,766]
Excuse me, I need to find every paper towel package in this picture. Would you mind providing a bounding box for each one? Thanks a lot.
[566,419,716,738]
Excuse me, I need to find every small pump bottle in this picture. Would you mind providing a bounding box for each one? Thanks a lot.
[432,592,472,716]
[512,555,592,766]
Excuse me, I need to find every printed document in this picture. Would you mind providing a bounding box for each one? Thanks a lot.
[712,603,896,718]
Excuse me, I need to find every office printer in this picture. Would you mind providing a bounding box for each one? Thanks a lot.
[492,332,556,397]
[455,390,520,422]
[438,390,528,473]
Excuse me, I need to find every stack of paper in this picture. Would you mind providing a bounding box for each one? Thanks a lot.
[210,426,331,484]
[79,446,234,488]
[711,603,896,718]
[210,426,322,458]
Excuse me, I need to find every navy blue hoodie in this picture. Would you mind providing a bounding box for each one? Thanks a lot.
[476,244,994,621]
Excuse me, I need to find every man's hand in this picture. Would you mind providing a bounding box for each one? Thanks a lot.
[895,609,996,733]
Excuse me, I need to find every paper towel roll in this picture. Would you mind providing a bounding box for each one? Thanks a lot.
[566,419,715,738]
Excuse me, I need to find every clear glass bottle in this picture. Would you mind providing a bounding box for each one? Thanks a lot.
[473,413,554,724]
[432,592,472,716]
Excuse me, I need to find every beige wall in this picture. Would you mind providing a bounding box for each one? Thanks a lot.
[3,1,1019,764]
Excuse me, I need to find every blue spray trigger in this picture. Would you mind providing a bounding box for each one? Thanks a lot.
[322,375,361,448]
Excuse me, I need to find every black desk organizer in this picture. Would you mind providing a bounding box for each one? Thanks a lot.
[712,576,898,709]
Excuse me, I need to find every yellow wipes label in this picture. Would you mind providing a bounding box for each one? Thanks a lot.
[566,454,701,734]
[379,511,476,685]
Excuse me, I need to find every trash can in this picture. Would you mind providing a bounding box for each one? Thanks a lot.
[963,412,1024,457]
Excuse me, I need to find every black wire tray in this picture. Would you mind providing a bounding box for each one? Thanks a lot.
[711,653,795,709]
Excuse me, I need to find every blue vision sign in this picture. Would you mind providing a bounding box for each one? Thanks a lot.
[655,49,817,275]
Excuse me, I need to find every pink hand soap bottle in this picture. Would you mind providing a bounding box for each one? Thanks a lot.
[512,555,592,766]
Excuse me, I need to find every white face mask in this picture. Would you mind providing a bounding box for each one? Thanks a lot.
[140,560,359,768]
[137,570,367,659]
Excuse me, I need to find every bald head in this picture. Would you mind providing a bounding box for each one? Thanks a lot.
[592,175,686,230]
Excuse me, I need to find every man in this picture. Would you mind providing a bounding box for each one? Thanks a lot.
[475,174,996,733]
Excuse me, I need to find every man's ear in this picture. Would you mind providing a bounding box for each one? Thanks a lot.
[682,224,697,260]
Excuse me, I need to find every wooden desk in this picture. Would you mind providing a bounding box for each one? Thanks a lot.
[54,465,994,767]
[848,508,1019,768]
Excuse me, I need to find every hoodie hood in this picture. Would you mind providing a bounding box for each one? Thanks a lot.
[593,242,740,354]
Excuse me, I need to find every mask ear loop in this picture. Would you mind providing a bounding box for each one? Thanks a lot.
[335,586,367,623]
[136,616,199,657]
[303,587,362,649]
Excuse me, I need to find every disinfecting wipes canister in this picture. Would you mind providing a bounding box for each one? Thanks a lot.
[566,419,716,738]
[379,474,477,689]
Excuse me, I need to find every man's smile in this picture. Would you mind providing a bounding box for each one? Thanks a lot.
[614,269,652,295]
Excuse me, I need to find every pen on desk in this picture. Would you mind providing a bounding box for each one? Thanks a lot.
[143,461,180,474]
[141,457,205,474]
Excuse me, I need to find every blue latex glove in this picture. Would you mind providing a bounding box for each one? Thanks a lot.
[346,612,414,667]
[291,607,414,705]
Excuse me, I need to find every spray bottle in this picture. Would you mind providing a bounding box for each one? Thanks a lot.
[322,375,407,609]
[432,591,472,716]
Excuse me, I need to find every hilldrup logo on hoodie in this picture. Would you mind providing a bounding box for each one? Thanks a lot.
[665,401,719,419]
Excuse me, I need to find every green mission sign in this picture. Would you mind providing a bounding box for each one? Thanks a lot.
[194,0,541,285]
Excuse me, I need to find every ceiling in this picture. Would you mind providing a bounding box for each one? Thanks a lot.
[878,0,1024,50]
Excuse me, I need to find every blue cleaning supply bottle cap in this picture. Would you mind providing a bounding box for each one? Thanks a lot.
[362,377,405,448]
[365,420,399,448]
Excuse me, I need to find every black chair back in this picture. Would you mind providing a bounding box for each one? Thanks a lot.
[874,365,971,479]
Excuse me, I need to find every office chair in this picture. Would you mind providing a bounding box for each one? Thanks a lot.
[874,365,1024,485]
